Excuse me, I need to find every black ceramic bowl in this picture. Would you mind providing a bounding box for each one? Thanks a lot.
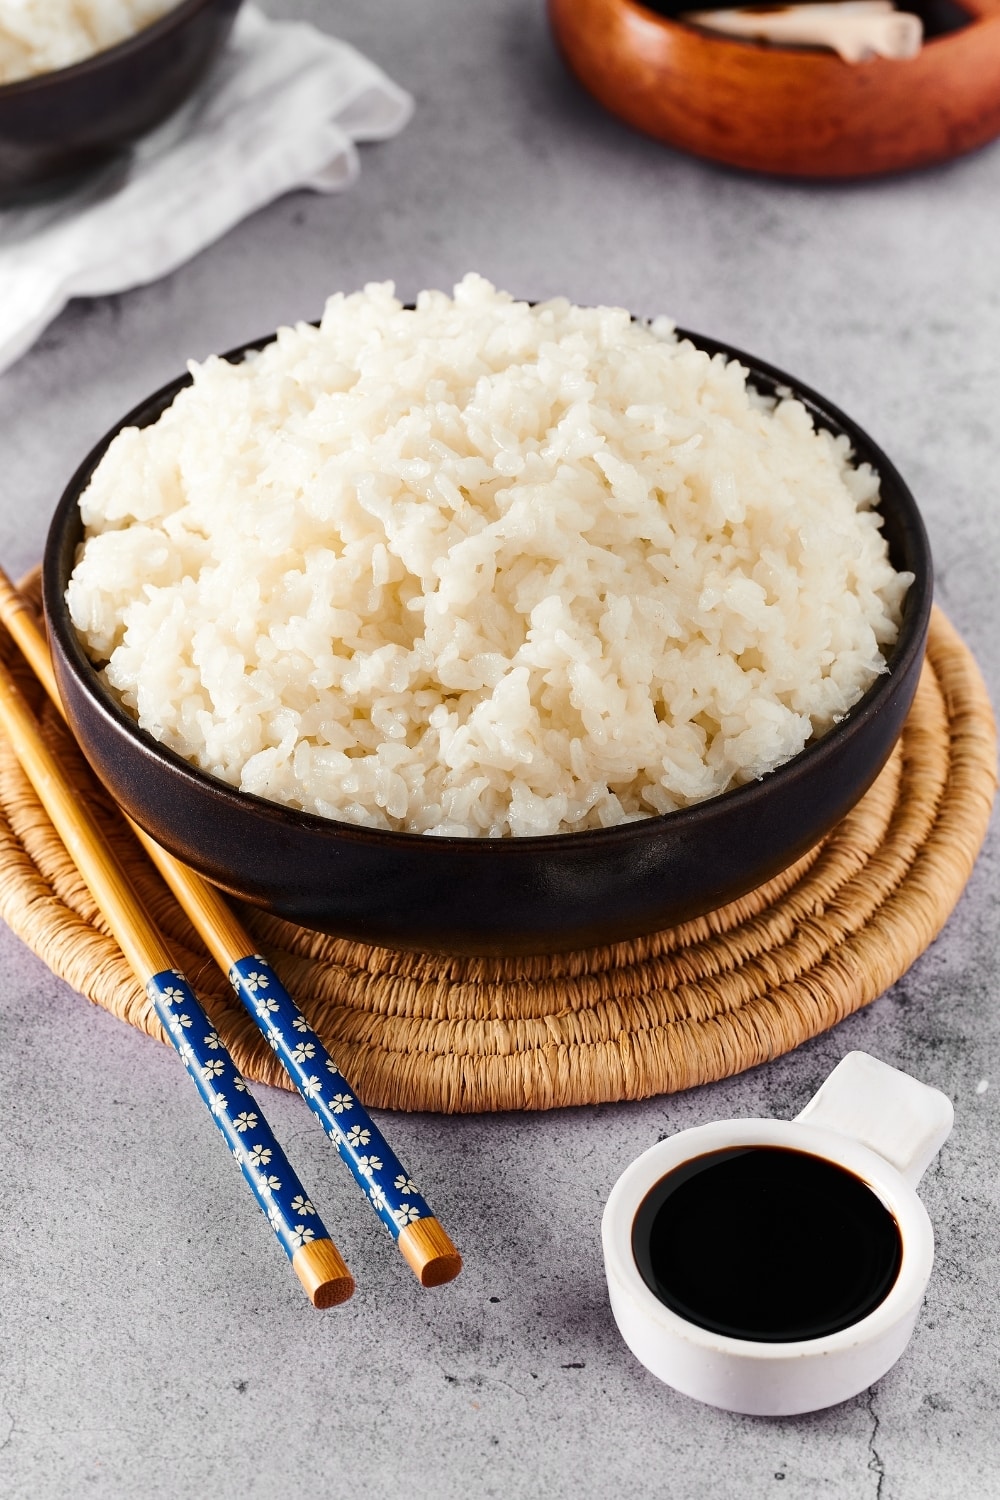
[43,331,932,956]
[0,0,243,196]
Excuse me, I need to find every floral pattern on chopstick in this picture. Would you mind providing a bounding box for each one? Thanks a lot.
[228,955,433,1242]
[147,968,335,1265]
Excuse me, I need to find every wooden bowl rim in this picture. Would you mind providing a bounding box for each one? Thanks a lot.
[602,0,1000,69]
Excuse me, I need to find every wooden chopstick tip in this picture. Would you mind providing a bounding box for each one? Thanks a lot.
[398,1217,463,1288]
[293,1238,355,1308]
[0,568,31,619]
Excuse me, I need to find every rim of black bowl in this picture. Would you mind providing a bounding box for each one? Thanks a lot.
[0,0,233,97]
[43,325,933,855]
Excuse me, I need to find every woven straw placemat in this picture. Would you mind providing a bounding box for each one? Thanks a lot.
[0,575,995,1112]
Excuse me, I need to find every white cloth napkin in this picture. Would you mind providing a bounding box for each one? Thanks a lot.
[0,4,413,374]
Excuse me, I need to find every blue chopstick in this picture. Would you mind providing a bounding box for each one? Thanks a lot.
[227,954,459,1283]
[0,587,352,1308]
[147,967,353,1304]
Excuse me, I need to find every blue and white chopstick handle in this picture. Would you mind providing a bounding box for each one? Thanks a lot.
[228,956,460,1284]
[147,969,353,1304]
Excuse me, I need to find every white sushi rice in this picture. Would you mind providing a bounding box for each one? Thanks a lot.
[67,276,911,838]
[0,0,177,84]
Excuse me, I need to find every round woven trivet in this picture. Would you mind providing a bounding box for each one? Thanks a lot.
[0,575,995,1112]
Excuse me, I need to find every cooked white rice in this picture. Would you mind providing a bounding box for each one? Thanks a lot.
[67,275,911,838]
[0,0,176,84]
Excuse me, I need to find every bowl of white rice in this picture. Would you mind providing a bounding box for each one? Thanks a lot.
[0,0,241,194]
[43,279,932,955]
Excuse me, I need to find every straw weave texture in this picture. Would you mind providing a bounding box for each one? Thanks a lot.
[1,575,995,1113]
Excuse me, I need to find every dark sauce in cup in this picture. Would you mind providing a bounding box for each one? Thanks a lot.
[631,1146,903,1343]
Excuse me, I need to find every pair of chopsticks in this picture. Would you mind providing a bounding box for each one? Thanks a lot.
[0,568,461,1306]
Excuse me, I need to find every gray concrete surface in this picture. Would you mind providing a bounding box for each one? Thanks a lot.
[1,2,999,1495]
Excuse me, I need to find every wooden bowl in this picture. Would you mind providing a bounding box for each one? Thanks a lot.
[548,0,1000,177]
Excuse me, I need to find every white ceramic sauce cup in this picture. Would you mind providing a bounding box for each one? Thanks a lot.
[602,1052,954,1415]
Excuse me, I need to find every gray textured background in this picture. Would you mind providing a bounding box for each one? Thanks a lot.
[1,2,999,1496]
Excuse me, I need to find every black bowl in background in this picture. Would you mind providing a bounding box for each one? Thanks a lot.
[43,331,933,956]
[0,0,243,196]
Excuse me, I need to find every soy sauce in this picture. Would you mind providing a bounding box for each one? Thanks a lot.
[631,1146,902,1343]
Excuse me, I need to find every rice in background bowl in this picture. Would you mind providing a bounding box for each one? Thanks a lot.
[0,0,178,83]
[66,275,912,839]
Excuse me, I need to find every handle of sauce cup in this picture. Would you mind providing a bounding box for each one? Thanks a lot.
[794,1051,954,1186]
